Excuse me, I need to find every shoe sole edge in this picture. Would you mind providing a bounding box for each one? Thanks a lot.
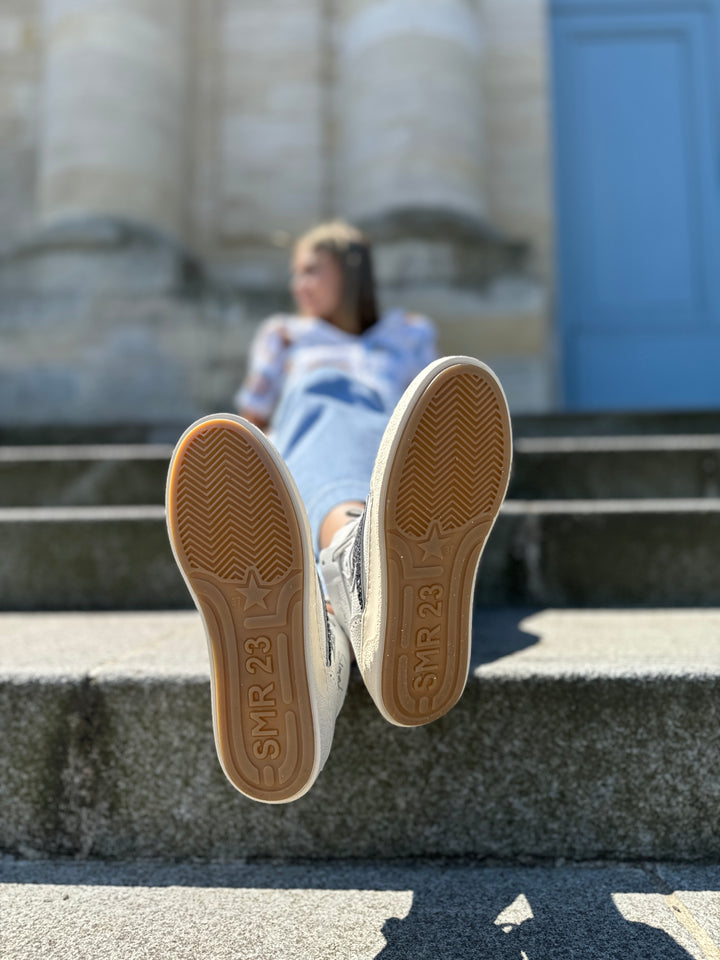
[165,415,325,803]
[363,358,513,727]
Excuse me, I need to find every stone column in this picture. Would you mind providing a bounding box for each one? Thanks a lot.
[213,0,327,284]
[37,0,190,239]
[337,0,487,225]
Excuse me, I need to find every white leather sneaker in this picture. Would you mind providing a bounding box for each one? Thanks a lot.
[166,414,350,803]
[321,356,512,727]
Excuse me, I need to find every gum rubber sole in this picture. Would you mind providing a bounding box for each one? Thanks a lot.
[166,417,316,803]
[380,362,512,725]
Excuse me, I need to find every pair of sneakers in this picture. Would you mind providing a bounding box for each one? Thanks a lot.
[165,356,512,803]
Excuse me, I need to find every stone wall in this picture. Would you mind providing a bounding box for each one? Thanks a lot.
[0,0,41,246]
[484,0,554,280]
[0,0,557,424]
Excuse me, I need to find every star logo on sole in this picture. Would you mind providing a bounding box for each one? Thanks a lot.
[419,521,447,561]
[237,570,270,610]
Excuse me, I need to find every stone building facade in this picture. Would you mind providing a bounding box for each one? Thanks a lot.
[0,0,555,425]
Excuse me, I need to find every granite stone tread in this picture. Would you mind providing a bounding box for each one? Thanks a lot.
[4,498,720,520]
[1,608,719,681]
[3,502,720,609]
[0,859,718,960]
[4,435,720,458]
[2,609,718,862]
[0,444,173,462]
[515,434,720,452]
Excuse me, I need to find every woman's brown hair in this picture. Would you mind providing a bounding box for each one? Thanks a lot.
[294,220,379,334]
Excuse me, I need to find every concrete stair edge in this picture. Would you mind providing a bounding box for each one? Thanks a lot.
[2,503,720,608]
[1,608,718,862]
[2,859,719,960]
[4,438,720,505]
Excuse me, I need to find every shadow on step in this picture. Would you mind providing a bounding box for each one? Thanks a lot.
[471,606,541,667]
[377,867,697,960]
[0,860,706,960]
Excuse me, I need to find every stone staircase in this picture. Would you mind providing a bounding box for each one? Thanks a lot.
[1,414,719,862]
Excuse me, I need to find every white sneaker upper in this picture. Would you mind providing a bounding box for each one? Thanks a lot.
[320,514,366,668]
[314,599,351,769]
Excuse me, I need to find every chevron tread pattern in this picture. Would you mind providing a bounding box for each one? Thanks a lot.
[380,364,512,726]
[174,426,293,583]
[166,418,316,803]
[394,373,505,536]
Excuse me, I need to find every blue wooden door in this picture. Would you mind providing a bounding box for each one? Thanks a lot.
[550,0,720,409]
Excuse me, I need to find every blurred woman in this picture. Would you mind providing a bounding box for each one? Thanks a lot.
[235,220,439,557]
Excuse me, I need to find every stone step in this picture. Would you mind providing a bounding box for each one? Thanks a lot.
[2,859,719,960]
[513,409,720,438]
[0,444,172,506]
[1,500,719,609]
[1,608,718,861]
[513,435,720,499]
[4,436,720,507]
[0,424,185,446]
[4,408,720,445]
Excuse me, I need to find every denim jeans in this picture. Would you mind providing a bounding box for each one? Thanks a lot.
[271,367,393,557]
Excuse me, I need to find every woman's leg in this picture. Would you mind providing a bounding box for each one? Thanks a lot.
[319,501,365,550]
[270,368,393,557]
